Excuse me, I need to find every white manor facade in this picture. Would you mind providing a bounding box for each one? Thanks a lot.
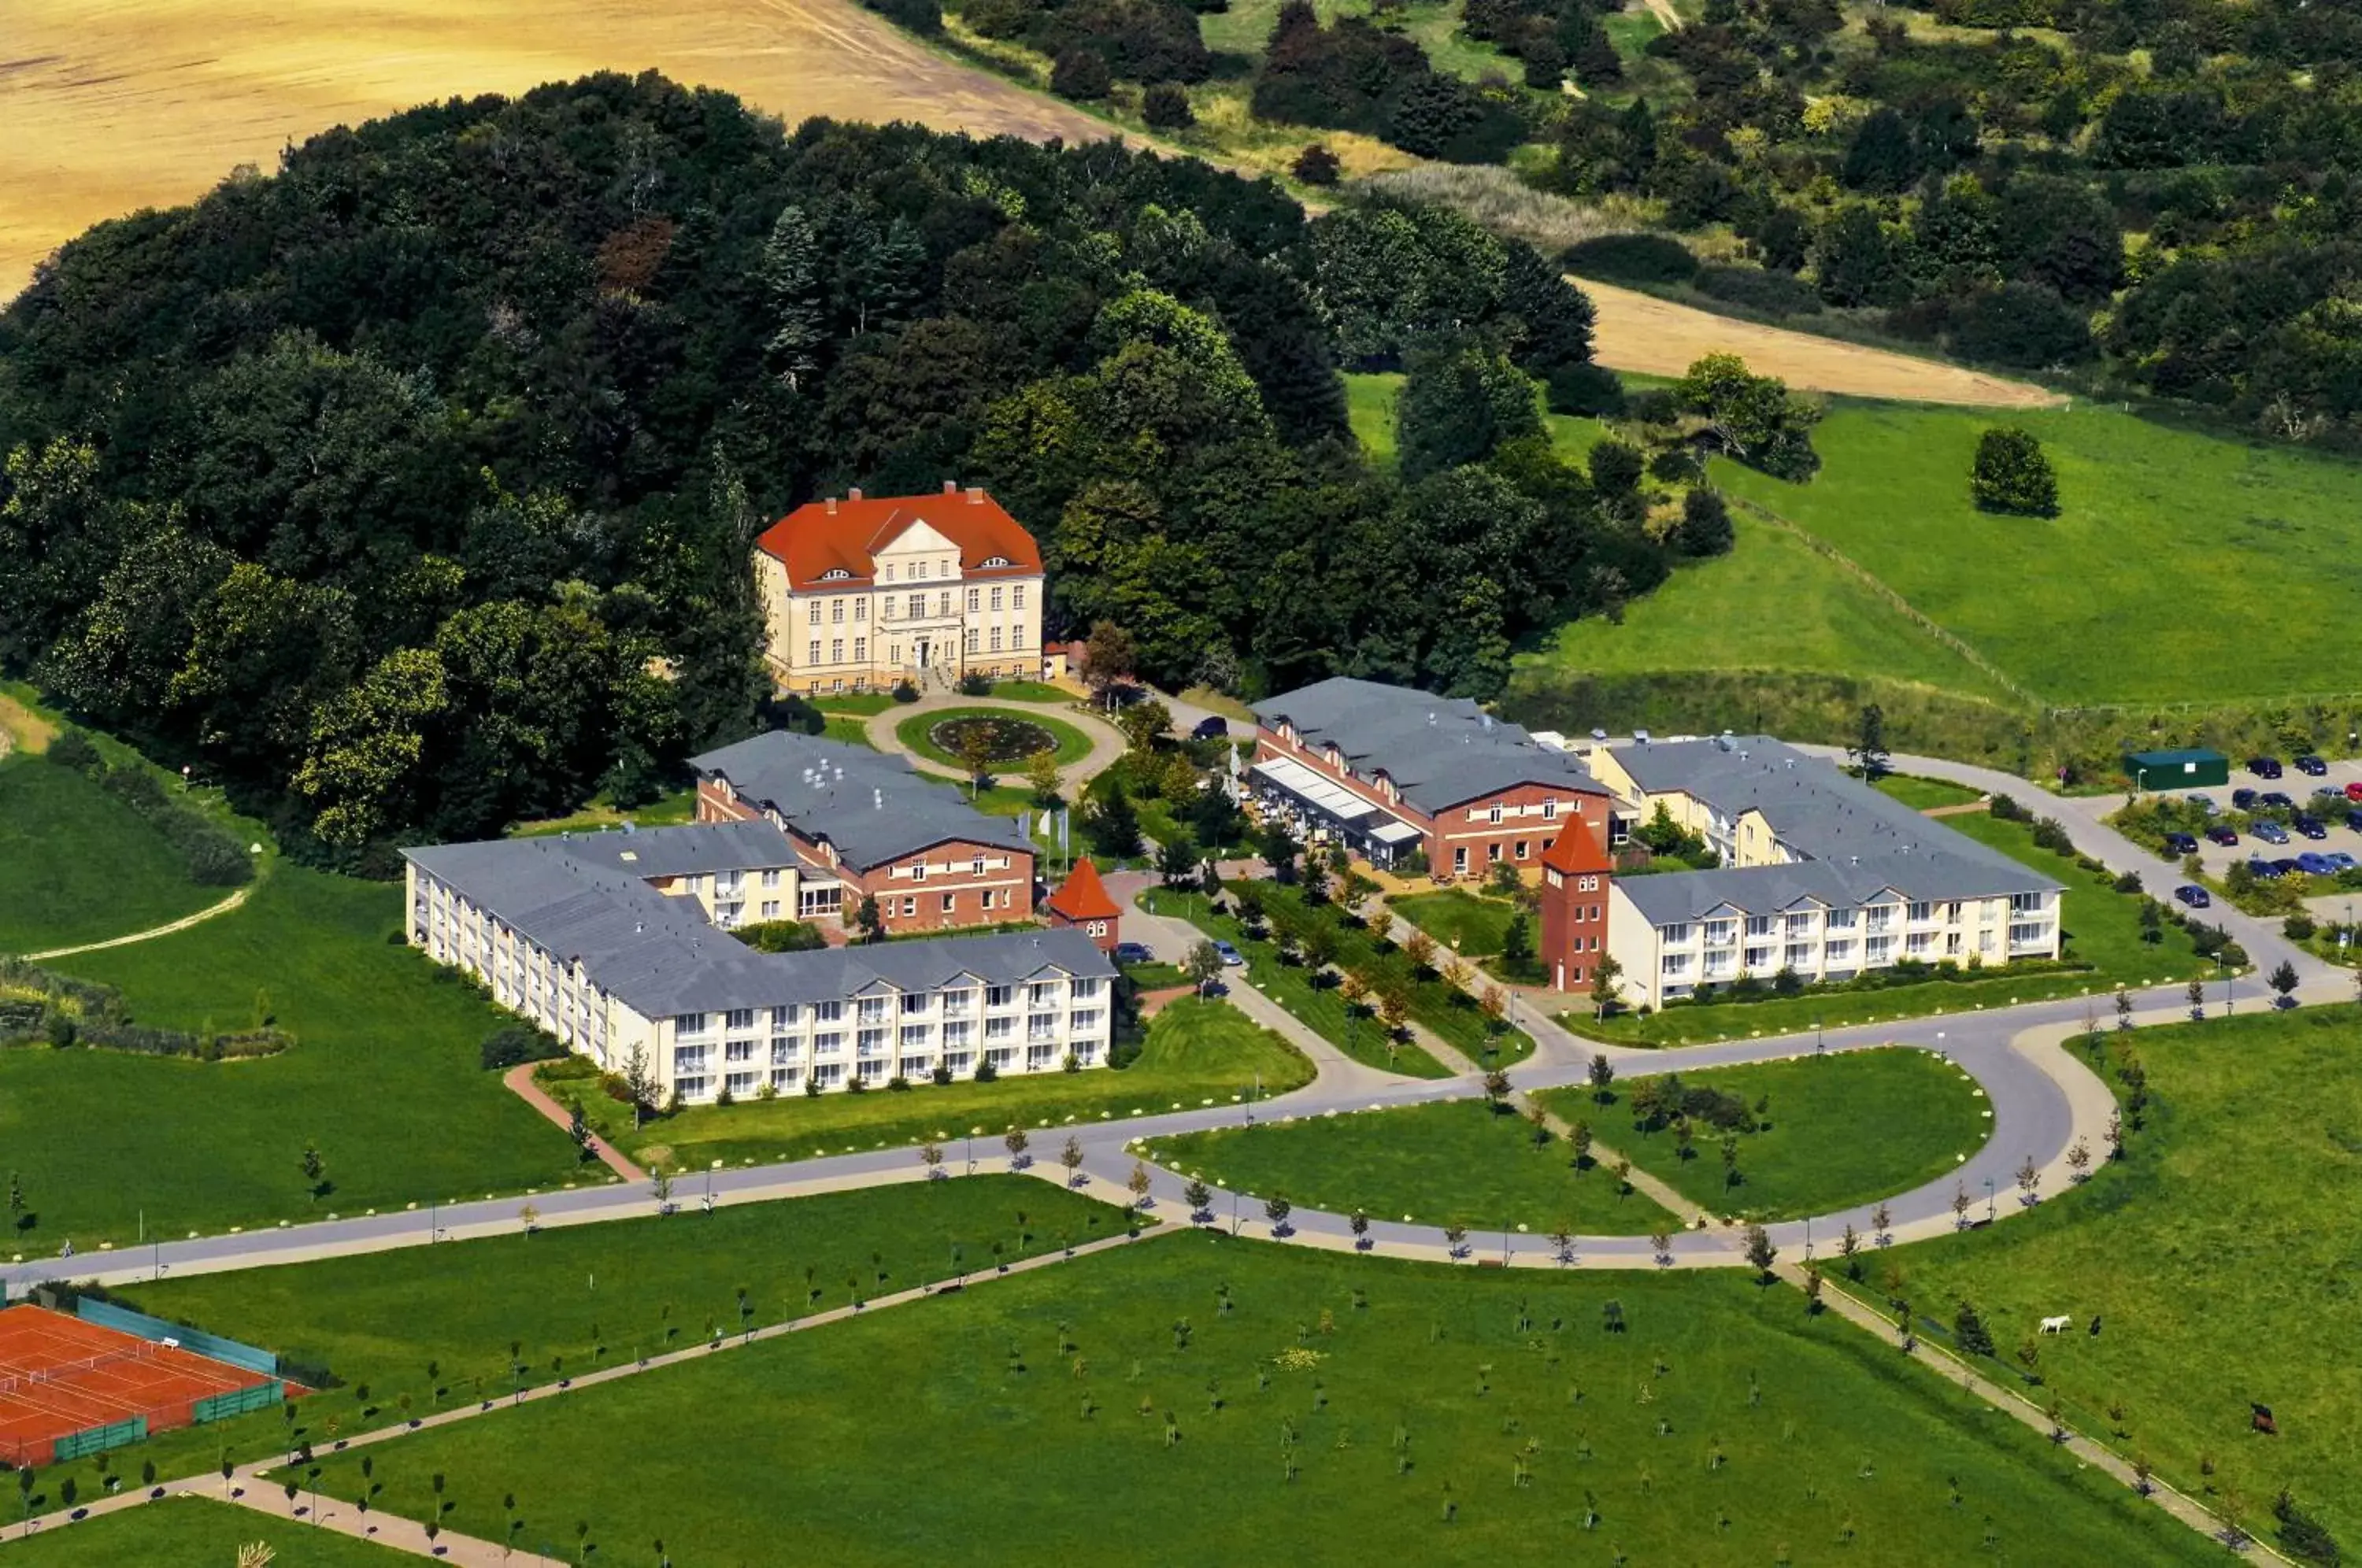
[402,823,1113,1104]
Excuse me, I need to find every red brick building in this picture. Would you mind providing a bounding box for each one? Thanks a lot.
[1042,858,1121,952]
[689,733,1035,936]
[1246,677,1611,880]
[1538,819,1614,993]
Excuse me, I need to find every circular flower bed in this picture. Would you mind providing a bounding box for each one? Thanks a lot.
[928,715,1057,764]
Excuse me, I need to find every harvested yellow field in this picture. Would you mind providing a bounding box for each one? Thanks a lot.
[1575,276,2067,409]
[0,0,1121,300]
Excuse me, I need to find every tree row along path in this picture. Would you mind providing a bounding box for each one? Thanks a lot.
[0,0,1127,301]
[7,1226,1162,1559]
[1574,276,2068,408]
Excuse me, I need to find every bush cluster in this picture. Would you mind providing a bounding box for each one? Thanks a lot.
[46,730,253,887]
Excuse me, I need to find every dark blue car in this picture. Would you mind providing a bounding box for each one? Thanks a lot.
[2233,788,2260,810]
[2173,884,2212,908]
[2297,754,2329,776]
[2247,856,2282,879]
[2249,755,2285,778]
[2295,815,2329,840]
[2255,820,2290,845]
[2298,852,2335,875]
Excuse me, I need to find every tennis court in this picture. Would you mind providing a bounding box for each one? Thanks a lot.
[0,1304,289,1466]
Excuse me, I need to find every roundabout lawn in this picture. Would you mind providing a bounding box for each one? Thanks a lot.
[1539,1048,1990,1222]
[896,704,1094,769]
[569,998,1313,1171]
[1144,1097,1671,1236]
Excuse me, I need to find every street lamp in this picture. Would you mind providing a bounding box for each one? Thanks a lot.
[1814,1015,1824,1052]
[2220,951,2234,1017]
[1983,1177,1995,1223]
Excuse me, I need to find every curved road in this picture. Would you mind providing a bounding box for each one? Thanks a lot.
[3,747,2337,1300]
[862,692,1128,788]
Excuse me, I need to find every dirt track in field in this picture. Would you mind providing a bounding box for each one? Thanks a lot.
[1573,276,2068,408]
[0,0,1121,300]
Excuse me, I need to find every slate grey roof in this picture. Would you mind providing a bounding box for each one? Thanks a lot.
[689,732,1032,871]
[1252,677,1605,815]
[559,819,797,879]
[1605,736,2060,923]
[400,831,1106,1018]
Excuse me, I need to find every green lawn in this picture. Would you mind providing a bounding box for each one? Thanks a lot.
[84,1178,1124,1489]
[1347,371,1612,475]
[1199,0,1517,80]
[509,785,694,838]
[1709,400,2362,705]
[1874,774,1986,812]
[570,997,1312,1171]
[816,692,901,716]
[1523,505,2024,704]
[0,756,223,953]
[288,1234,2219,1565]
[824,714,876,748]
[1542,1048,1991,1222]
[894,704,1094,769]
[8,867,583,1246]
[1146,1097,1672,1234]
[1883,1006,2362,1548]
[979,679,1074,704]
[1575,809,2209,1045]
[4,1497,414,1566]
[1390,888,1520,956]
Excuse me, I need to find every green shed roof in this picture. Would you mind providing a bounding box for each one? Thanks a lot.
[2125,748,2227,766]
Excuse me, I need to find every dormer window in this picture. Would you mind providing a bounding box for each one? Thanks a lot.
[820,568,850,582]
[982,555,1011,568]
[883,564,894,582]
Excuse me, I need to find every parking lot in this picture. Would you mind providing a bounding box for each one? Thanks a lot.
[2136,752,2362,916]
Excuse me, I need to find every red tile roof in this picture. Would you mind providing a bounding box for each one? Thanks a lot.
[1541,820,1611,875]
[753,486,1040,590]
[1043,857,1120,923]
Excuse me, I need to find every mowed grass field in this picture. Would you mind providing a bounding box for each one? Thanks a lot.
[6,1498,413,1566]
[567,997,1314,1172]
[1531,399,2362,709]
[1146,1097,1673,1235]
[1540,1048,1992,1222]
[287,1233,2219,1564]
[10,865,582,1245]
[88,1177,1121,1485]
[1886,1007,2362,1548]
[0,0,1120,301]
[0,757,223,954]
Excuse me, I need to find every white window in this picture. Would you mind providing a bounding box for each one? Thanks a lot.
[724,1008,755,1031]
[830,638,842,662]
[990,627,1001,653]
[1577,875,1598,892]
[901,896,916,916]
[725,1039,756,1062]
[854,599,867,621]
[857,997,889,1023]
[911,861,928,883]
[1908,901,1933,923]
[990,586,1003,611]
[814,1000,842,1023]
[966,627,979,653]
[968,587,980,612]
[987,985,1013,1008]
[808,640,820,664]
[1029,982,1062,1006]
[853,638,866,662]
[813,1031,843,1057]
[901,1025,930,1048]
[1660,924,1692,945]
[1542,799,1557,819]
[1745,915,1775,937]
[831,599,845,623]
[907,593,925,619]
[771,1037,798,1064]
[675,1012,709,1035]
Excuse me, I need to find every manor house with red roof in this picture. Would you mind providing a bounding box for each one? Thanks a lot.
[753,483,1044,692]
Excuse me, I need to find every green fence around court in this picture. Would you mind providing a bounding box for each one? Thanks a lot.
[192,1380,282,1424]
[75,1299,278,1376]
[53,1415,146,1462]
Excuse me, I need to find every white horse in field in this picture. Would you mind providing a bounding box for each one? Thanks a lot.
[2038,1315,2073,1334]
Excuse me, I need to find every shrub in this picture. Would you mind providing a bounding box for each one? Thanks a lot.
[1142,82,1195,129]
[2284,913,2317,941]
[1693,264,1822,317]
[956,671,992,697]
[735,919,827,953]
[2274,1489,2342,1568]
[891,679,922,703]
[1672,488,1734,557]
[44,729,101,773]
[975,1059,999,1083]
[1546,361,1624,417]
[1947,282,2093,369]
[1971,427,2060,518]
[1291,143,1342,187]
[481,1025,566,1072]
[1052,48,1113,100]
[1562,233,1697,287]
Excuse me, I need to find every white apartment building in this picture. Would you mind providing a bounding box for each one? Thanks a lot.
[401,823,1113,1104]
[1591,737,2063,1011]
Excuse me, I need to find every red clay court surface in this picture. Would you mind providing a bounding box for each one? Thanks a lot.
[0,1304,282,1466]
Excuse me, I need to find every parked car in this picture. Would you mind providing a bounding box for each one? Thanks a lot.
[2327,852,2358,872]
[2298,852,2336,875]
[1189,715,1230,741]
[2297,754,2329,776]
[2346,781,2362,804]
[2273,856,2305,877]
[2248,856,2283,879]
[2206,825,2241,846]
[2249,755,2285,778]
[2256,820,2291,845]
[2189,793,2220,815]
[2173,883,2212,908]
[1213,940,1244,967]
[2296,814,2330,839]
[2347,808,2362,834]
[2233,788,2260,810]
[1113,941,1156,965]
[2160,831,2200,857]
[2260,791,2297,810]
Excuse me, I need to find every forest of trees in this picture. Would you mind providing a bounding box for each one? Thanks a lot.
[916,0,2362,439]
[0,73,1701,862]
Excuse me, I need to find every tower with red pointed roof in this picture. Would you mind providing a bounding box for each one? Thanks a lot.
[1538,819,1613,992]
[1042,857,1121,952]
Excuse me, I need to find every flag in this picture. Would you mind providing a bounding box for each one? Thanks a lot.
[1058,808,1070,851]
[1038,809,1053,837]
